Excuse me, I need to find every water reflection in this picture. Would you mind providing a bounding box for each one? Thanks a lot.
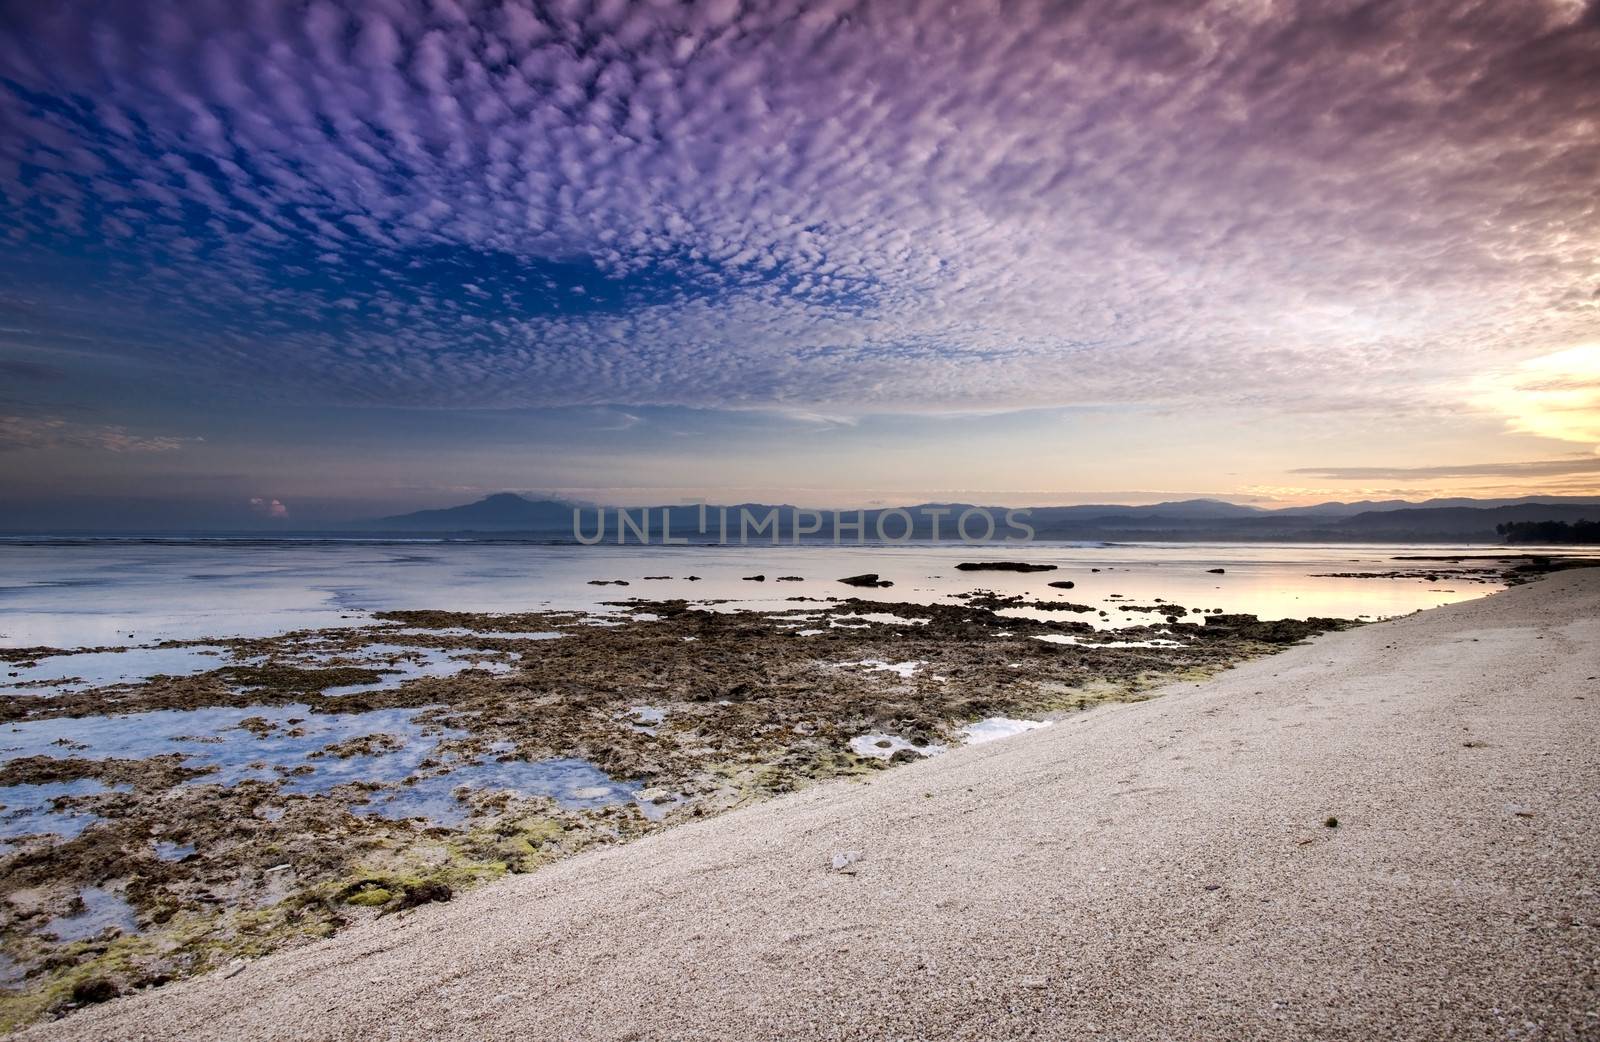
[0,542,1563,649]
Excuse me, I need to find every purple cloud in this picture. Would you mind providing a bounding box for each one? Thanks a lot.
[0,0,1595,419]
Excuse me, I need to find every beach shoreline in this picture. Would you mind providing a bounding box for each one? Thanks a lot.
[18,568,1599,1040]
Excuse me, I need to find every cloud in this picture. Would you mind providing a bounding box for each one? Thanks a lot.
[249,496,290,520]
[1472,345,1600,447]
[1291,456,1600,481]
[589,409,643,432]
[0,1,1595,420]
[0,414,186,453]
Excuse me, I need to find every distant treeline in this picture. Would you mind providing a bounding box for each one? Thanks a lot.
[1497,520,1600,544]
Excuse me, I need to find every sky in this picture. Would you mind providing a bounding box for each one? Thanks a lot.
[1,0,1598,527]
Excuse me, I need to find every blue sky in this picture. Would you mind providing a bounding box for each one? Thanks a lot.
[1,0,1598,526]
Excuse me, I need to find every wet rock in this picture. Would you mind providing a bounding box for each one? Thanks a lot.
[315,733,404,759]
[1207,568,1226,574]
[395,881,452,911]
[586,580,630,586]
[1047,580,1076,589]
[70,977,119,1004]
[1195,614,1347,645]
[954,562,1057,572]
[742,575,766,582]
[838,574,893,588]
[237,716,277,737]
[217,664,387,698]
[775,576,804,582]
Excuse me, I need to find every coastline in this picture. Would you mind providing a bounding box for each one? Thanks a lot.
[20,569,1600,1041]
[0,569,1351,1026]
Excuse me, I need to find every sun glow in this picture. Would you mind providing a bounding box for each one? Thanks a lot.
[1477,345,1600,448]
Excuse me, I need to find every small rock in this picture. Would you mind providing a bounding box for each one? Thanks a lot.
[829,850,861,873]
[220,958,249,979]
[1020,976,1049,989]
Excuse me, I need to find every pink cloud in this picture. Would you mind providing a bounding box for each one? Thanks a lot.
[249,497,290,520]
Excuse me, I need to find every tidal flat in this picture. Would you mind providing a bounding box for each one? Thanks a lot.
[0,546,1589,1029]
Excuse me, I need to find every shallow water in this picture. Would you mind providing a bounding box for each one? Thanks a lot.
[1,645,230,697]
[0,703,648,831]
[44,886,138,941]
[849,733,945,759]
[0,541,1568,649]
[0,779,124,842]
[309,643,515,696]
[837,659,925,678]
[849,714,1049,760]
[1032,634,1187,648]
[961,717,1048,743]
[153,839,196,861]
[622,706,666,735]
[0,638,526,702]
[360,756,644,825]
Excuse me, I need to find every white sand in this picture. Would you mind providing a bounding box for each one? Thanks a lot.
[23,570,1600,1041]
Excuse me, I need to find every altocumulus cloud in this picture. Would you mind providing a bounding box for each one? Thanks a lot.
[0,415,186,453]
[0,0,1596,416]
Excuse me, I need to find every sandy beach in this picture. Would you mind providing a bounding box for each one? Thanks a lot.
[17,569,1600,1041]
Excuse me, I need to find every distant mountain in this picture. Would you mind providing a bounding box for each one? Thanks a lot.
[1124,498,1267,519]
[344,492,1600,543]
[1277,495,1600,517]
[369,493,576,532]
[1271,499,1417,517]
[1329,503,1600,541]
